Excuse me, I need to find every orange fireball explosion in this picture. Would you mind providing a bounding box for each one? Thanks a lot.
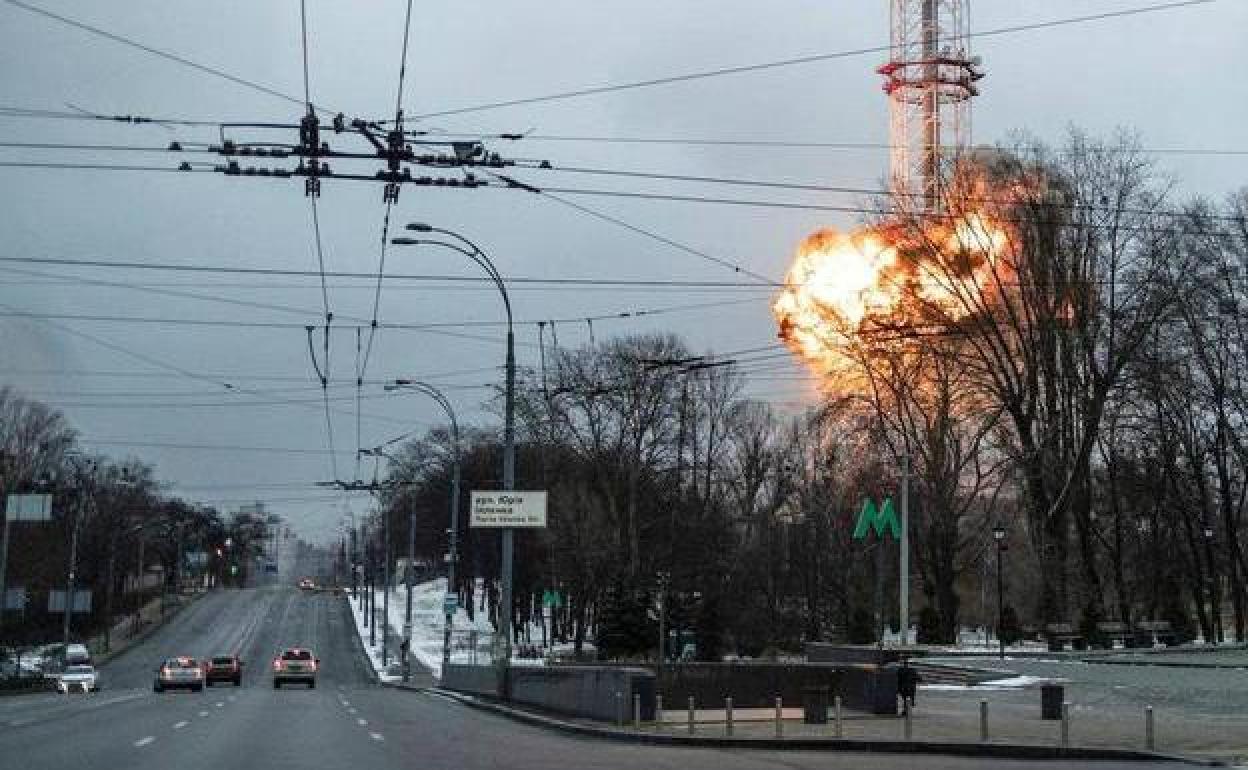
[773,210,1010,371]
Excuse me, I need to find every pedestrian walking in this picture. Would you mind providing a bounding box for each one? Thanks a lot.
[897,657,921,715]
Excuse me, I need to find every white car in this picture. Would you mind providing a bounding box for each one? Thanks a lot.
[57,664,99,693]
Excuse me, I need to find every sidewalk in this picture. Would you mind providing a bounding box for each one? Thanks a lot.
[427,687,1216,766]
[635,693,1246,763]
[345,590,435,688]
[89,591,201,664]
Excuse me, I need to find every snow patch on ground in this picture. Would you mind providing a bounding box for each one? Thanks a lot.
[347,596,403,683]
[921,674,1062,692]
[346,578,588,681]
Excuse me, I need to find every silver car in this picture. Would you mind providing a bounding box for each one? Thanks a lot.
[56,664,99,694]
[271,648,318,689]
[153,657,204,692]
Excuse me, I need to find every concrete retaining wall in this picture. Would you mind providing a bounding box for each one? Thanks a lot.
[511,665,655,722]
[442,663,502,697]
[658,662,898,715]
[441,664,656,723]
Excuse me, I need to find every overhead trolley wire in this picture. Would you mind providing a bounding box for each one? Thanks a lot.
[360,0,418,385]
[295,0,339,486]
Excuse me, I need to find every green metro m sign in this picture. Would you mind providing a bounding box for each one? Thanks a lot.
[853,497,900,541]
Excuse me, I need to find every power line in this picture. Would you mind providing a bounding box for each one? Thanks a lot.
[0,160,203,173]
[460,133,1248,158]
[0,298,761,330]
[83,439,349,456]
[0,276,776,295]
[0,363,504,383]
[299,0,313,110]
[502,182,1247,239]
[410,0,1215,118]
[535,188,776,284]
[2,0,322,113]
[536,165,1248,224]
[0,254,785,287]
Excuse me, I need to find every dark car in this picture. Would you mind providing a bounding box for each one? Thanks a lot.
[153,657,204,693]
[271,648,318,689]
[203,655,243,687]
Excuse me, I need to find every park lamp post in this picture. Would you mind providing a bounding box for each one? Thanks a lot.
[992,523,1007,661]
[392,224,517,672]
[383,380,462,675]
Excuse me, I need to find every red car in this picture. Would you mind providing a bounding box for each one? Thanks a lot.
[202,655,243,686]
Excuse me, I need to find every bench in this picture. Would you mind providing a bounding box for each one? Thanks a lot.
[1095,621,1133,649]
[1044,623,1085,652]
[1134,620,1176,647]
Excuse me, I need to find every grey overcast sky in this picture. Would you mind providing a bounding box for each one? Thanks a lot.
[1,0,1244,543]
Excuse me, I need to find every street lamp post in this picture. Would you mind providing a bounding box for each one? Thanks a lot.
[1202,524,1217,642]
[393,224,516,673]
[63,457,97,647]
[383,380,462,677]
[992,524,1007,660]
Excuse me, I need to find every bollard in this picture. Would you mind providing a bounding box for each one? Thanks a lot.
[834,696,843,739]
[1060,702,1071,747]
[615,691,623,726]
[725,696,734,737]
[775,696,783,738]
[633,693,641,731]
[688,696,696,735]
[1145,706,1155,751]
[655,695,664,731]
[903,705,912,740]
[979,699,989,743]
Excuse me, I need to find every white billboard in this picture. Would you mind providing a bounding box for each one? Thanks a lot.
[469,491,547,528]
[5,494,52,521]
[48,590,92,613]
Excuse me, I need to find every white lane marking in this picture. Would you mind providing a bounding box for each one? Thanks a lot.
[348,707,357,715]
[356,718,368,726]
[173,721,189,729]
[369,732,384,742]
[342,700,350,706]
[215,702,224,708]
[199,710,210,717]
[134,736,156,747]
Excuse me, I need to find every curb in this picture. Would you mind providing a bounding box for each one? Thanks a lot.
[1078,658,1248,670]
[340,593,380,685]
[95,591,205,667]
[419,687,1222,766]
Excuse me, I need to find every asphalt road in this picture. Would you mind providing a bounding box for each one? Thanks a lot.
[0,580,1201,770]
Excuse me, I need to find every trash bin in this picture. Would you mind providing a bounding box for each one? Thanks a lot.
[803,686,829,724]
[1041,683,1064,720]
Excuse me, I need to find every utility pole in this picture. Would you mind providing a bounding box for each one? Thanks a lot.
[62,497,85,646]
[899,454,910,646]
[382,509,390,667]
[0,505,12,639]
[656,571,670,679]
[368,525,376,648]
[104,526,119,652]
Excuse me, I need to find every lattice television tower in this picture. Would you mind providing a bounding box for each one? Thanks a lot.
[878,0,984,212]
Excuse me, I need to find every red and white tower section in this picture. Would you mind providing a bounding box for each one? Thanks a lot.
[878,0,984,211]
